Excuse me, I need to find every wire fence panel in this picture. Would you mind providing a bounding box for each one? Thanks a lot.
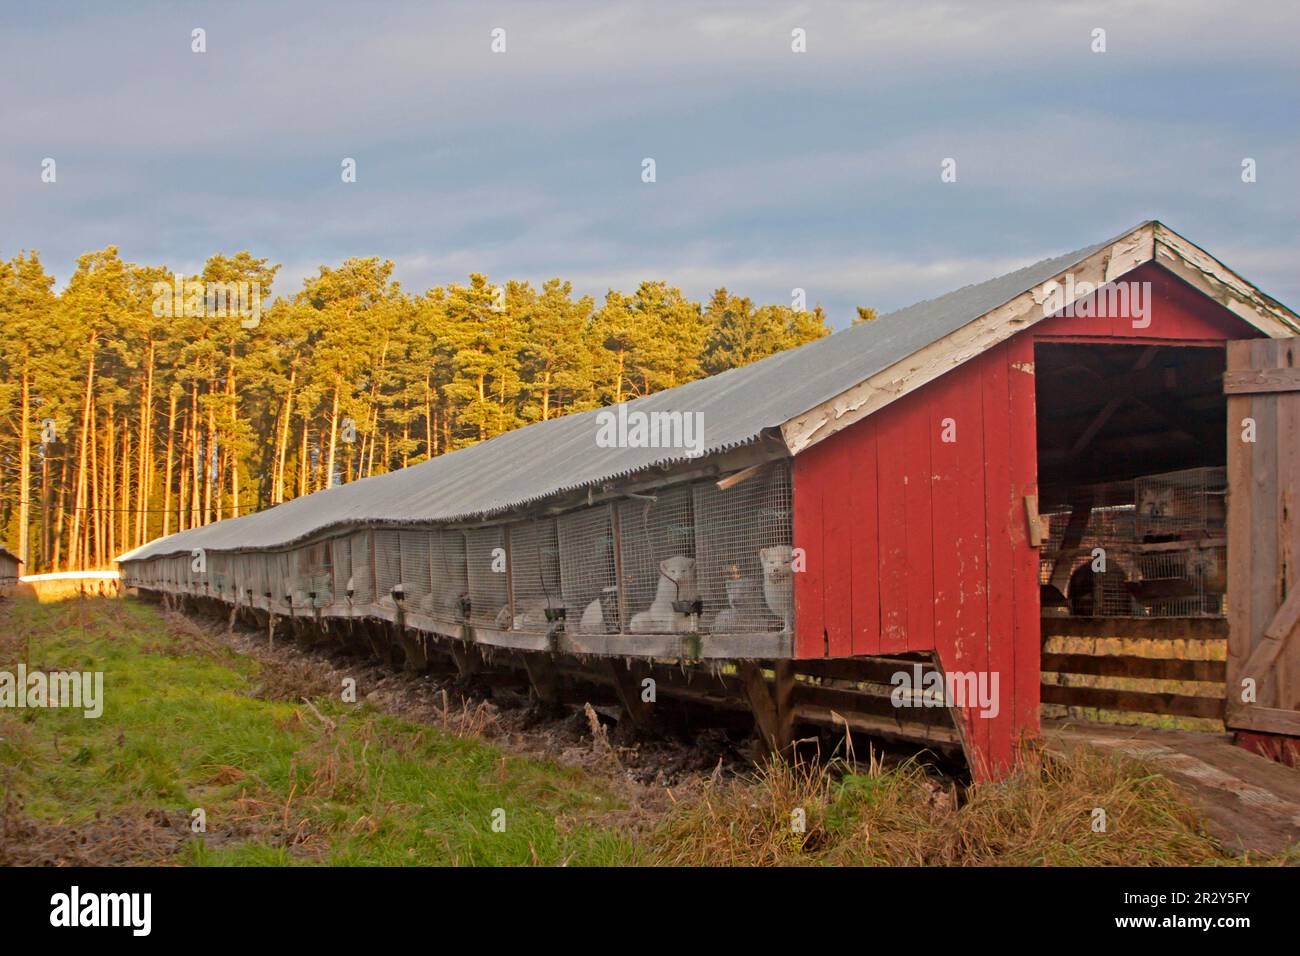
[349,531,374,605]
[399,530,431,606]
[617,484,698,634]
[560,505,619,634]
[1039,466,1227,618]
[507,519,563,631]
[426,529,468,621]
[331,536,352,605]
[375,530,402,604]
[466,526,507,628]
[692,465,794,633]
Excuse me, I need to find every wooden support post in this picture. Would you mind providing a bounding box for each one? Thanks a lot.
[738,661,795,754]
[397,628,429,672]
[605,660,654,727]
[449,643,480,678]
[523,653,561,704]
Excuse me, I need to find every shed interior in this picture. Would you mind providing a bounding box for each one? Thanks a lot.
[1034,342,1229,620]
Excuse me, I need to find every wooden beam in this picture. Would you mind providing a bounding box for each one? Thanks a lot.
[1041,616,1228,641]
[1227,703,1300,737]
[1041,652,1226,683]
[1040,683,1224,719]
[1224,367,1300,395]
[716,462,769,491]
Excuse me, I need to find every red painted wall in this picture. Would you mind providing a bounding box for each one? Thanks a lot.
[792,264,1260,779]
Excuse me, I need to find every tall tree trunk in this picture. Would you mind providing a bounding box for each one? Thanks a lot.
[104,414,115,564]
[120,424,130,553]
[135,338,155,547]
[69,344,96,569]
[273,362,296,504]
[325,382,340,488]
[89,402,101,568]
[162,390,177,538]
[298,412,309,499]
[227,347,239,517]
[189,380,200,529]
[17,362,30,567]
[204,383,215,525]
[53,455,68,571]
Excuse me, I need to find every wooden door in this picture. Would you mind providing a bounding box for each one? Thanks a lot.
[1224,338,1300,737]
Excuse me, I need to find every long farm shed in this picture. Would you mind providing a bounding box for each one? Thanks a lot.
[120,221,1300,779]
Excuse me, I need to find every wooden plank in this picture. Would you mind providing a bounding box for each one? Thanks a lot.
[790,682,954,727]
[874,407,910,654]
[792,448,827,658]
[901,393,935,657]
[1223,367,1300,394]
[791,703,963,746]
[1278,337,1300,714]
[1041,652,1226,683]
[819,435,855,658]
[794,655,935,685]
[1041,616,1228,640]
[1250,339,1281,709]
[982,341,1018,775]
[928,370,968,749]
[1006,336,1042,767]
[848,419,881,656]
[1040,683,1224,719]
[1227,703,1300,737]
[714,461,768,491]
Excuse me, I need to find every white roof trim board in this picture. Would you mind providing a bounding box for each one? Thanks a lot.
[119,220,1299,563]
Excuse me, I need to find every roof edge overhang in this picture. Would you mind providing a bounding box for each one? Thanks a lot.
[780,221,1300,456]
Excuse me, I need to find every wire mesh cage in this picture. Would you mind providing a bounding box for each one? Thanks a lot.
[1134,466,1227,540]
[507,518,563,631]
[1040,468,1227,619]
[242,552,266,604]
[465,525,507,628]
[331,536,352,605]
[269,551,293,607]
[425,529,468,621]
[374,529,402,605]
[560,505,620,634]
[617,484,699,634]
[692,465,794,633]
[397,530,431,608]
[349,531,374,605]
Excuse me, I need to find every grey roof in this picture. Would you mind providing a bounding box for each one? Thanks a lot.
[119,223,1139,561]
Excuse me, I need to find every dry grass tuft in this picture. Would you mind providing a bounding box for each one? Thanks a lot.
[651,744,1268,866]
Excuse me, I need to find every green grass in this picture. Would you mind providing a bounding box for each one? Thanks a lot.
[0,596,637,866]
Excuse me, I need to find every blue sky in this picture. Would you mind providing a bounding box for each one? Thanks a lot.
[2,0,1297,327]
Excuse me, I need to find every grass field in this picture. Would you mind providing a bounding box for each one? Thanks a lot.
[0,593,1285,866]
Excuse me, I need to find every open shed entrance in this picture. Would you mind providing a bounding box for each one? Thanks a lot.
[1033,341,1229,730]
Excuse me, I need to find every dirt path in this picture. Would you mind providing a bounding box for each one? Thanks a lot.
[1045,720,1300,857]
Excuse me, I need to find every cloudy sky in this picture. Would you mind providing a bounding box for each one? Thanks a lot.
[2,1,1296,326]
